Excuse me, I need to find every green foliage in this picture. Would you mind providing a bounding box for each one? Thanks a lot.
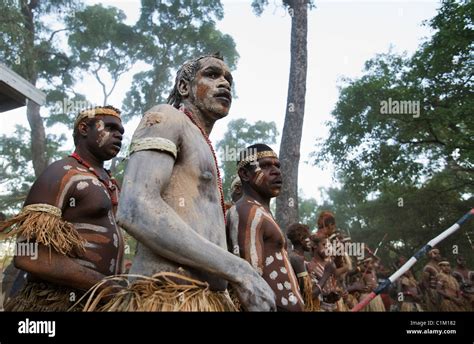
[0,126,67,213]
[312,0,474,268]
[122,0,239,119]
[217,118,278,200]
[298,195,318,231]
[313,0,473,200]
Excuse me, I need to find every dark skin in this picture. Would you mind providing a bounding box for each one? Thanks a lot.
[437,263,464,306]
[178,57,233,136]
[15,115,124,296]
[287,227,311,292]
[234,156,304,311]
[308,240,339,300]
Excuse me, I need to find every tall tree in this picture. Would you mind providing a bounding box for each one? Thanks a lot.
[0,0,80,177]
[216,118,278,200]
[122,0,239,119]
[252,0,314,232]
[66,4,138,106]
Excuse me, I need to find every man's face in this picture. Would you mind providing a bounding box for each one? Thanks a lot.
[430,249,441,262]
[231,184,242,203]
[189,57,233,120]
[439,263,451,274]
[247,157,282,198]
[456,256,466,267]
[85,116,124,161]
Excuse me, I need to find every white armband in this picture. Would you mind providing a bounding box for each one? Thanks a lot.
[130,137,178,159]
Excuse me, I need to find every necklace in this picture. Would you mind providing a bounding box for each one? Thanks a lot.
[179,106,226,221]
[69,152,120,206]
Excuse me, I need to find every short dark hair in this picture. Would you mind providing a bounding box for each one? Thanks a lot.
[167,52,224,108]
[287,223,310,246]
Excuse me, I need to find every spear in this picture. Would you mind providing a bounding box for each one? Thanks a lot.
[352,209,474,312]
[373,233,388,256]
[466,231,474,250]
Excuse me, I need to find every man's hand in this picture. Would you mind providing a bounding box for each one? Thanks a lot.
[232,268,276,311]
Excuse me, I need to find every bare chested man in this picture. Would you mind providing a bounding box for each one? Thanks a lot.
[227,144,304,312]
[422,248,442,311]
[437,260,466,311]
[104,54,275,311]
[0,106,125,311]
[453,256,474,310]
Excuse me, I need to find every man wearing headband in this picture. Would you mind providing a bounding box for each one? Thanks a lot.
[106,54,275,311]
[1,105,125,311]
[436,259,466,311]
[226,143,304,311]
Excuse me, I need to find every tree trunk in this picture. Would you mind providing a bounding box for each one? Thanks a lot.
[26,100,48,176]
[21,0,48,177]
[276,0,308,233]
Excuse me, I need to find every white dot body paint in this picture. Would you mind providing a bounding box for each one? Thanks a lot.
[76,181,89,190]
[284,281,291,290]
[269,271,278,280]
[63,165,72,170]
[265,256,274,266]
[281,297,288,306]
[289,293,298,305]
[109,258,115,273]
[77,167,88,172]
[113,233,118,247]
[277,283,284,290]
[92,179,101,187]
[275,252,283,260]
[280,267,287,274]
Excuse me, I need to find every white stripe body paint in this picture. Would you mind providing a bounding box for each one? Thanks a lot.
[57,175,97,208]
[72,223,109,233]
[249,208,264,271]
[74,259,97,269]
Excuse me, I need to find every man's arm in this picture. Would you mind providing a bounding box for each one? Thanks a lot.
[117,151,275,311]
[13,162,113,293]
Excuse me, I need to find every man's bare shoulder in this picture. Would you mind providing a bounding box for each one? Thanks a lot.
[132,104,185,144]
[25,157,79,206]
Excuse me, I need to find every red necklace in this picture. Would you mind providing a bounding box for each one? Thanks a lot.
[179,106,226,222]
[69,152,120,206]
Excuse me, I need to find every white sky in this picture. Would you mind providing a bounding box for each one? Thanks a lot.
[1,0,440,203]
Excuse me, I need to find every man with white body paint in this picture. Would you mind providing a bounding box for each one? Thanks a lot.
[227,143,304,311]
[1,106,125,311]
[102,54,276,312]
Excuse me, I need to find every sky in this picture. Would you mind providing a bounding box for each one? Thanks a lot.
[1,0,441,203]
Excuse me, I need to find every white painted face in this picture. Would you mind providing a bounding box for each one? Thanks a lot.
[96,120,111,147]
